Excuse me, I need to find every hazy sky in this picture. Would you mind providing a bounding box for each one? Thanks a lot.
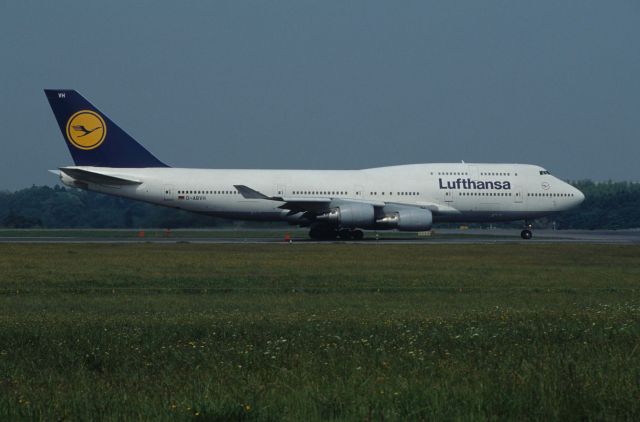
[1,1,639,189]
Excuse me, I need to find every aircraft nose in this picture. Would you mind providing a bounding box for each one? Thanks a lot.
[573,187,585,204]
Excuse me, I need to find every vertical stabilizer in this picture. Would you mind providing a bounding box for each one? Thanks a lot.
[44,89,168,168]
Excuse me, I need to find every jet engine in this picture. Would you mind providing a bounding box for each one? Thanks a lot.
[316,203,375,228]
[376,208,433,231]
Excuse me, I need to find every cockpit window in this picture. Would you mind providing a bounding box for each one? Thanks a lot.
[539,170,551,175]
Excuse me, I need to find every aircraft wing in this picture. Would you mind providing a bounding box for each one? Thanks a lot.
[234,184,385,213]
[235,184,332,213]
[59,167,142,186]
[234,185,460,216]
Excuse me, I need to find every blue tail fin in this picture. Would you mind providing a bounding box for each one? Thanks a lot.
[44,89,168,168]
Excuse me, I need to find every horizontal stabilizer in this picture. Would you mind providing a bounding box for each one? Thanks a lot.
[59,167,142,185]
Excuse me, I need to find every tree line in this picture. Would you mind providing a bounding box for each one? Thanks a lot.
[1,181,639,229]
[553,180,640,230]
[0,186,225,229]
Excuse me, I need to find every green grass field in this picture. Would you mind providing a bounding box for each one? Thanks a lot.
[1,244,639,420]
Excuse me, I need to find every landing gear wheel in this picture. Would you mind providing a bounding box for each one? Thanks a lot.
[309,225,337,240]
[520,229,533,240]
[351,230,364,240]
[338,229,353,240]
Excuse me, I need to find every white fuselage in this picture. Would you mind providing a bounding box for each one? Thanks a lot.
[60,162,584,226]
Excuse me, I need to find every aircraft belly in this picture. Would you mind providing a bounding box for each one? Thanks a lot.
[435,210,556,223]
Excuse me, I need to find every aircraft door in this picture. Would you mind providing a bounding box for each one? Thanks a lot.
[163,185,174,201]
[514,189,523,203]
[276,185,286,197]
[354,185,364,198]
[467,165,479,179]
[510,167,523,204]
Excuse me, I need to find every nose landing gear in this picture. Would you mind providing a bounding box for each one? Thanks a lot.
[520,220,533,239]
[520,229,533,239]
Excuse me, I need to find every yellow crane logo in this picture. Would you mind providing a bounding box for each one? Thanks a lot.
[66,110,106,150]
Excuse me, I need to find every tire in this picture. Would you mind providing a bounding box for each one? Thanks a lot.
[337,229,353,240]
[309,225,337,240]
[520,229,533,240]
[352,230,364,240]
[308,228,320,240]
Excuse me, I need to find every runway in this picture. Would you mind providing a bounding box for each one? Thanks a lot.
[1,229,639,244]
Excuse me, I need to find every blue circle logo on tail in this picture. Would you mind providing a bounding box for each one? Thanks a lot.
[66,110,106,150]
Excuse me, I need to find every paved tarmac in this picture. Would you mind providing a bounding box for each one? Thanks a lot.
[0,229,639,244]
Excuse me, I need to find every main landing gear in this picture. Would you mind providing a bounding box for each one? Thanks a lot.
[309,224,364,241]
[520,220,533,240]
[339,229,363,240]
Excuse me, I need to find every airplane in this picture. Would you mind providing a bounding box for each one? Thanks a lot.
[45,89,585,240]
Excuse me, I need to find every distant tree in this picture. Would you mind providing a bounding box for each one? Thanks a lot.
[555,180,640,229]
[0,185,227,228]
[2,210,42,228]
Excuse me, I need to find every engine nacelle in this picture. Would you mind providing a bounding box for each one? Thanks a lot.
[376,208,433,231]
[398,208,433,231]
[316,203,375,228]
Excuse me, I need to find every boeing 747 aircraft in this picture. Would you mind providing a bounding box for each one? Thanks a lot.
[45,90,584,240]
